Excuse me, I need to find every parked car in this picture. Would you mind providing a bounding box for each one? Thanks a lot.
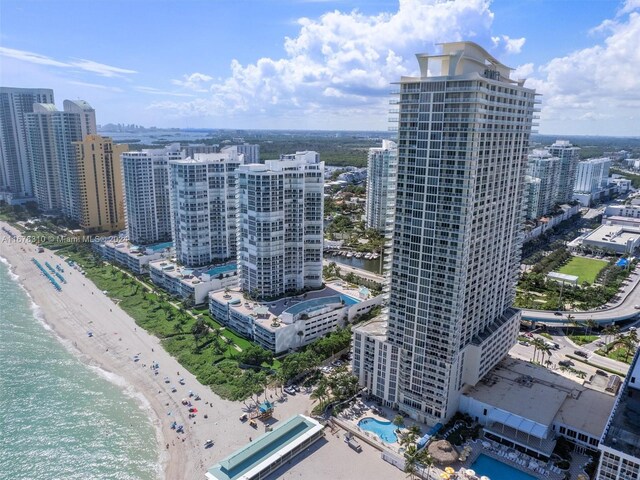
[559,360,573,367]
[283,387,296,395]
[574,350,589,358]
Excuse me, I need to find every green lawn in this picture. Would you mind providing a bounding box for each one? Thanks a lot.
[557,256,608,284]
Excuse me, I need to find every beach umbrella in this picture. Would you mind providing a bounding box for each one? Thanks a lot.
[445,467,455,474]
[480,476,490,480]
[466,469,475,477]
[440,473,450,480]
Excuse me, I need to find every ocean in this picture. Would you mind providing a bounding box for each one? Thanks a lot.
[0,259,160,480]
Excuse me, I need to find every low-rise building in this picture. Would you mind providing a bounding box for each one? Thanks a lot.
[575,224,640,254]
[459,356,615,461]
[149,260,238,305]
[94,240,173,275]
[604,204,640,219]
[595,349,640,480]
[209,280,382,353]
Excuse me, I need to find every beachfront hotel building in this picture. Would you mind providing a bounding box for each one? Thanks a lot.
[595,349,640,480]
[353,42,535,424]
[365,140,397,233]
[526,149,560,219]
[25,102,89,217]
[237,151,324,300]
[0,87,54,201]
[169,150,242,268]
[73,135,127,233]
[548,140,580,204]
[121,144,183,245]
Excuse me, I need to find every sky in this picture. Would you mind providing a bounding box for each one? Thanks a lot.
[1,0,639,136]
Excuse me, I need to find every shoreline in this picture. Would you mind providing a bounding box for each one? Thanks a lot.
[0,221,240,479]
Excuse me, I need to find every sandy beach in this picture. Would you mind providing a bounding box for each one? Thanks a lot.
[0,222,320,479]
[0,221,412,480]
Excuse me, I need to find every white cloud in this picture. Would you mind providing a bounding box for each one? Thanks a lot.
[171,73,214,92]
[0,46,136,78]
[490,35,525,54]
[68,80,124,93]
[528,7,640,135]
[134,86,195,97]
[151,0,497,123]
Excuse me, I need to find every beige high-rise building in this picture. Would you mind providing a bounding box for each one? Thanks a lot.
[74,135,128,233]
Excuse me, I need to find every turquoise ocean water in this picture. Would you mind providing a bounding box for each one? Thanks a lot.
[0,259,160,480]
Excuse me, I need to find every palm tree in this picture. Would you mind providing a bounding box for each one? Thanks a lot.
[531,338,545,363]
[538,343,552,367]
[310,378,329,407]
[393,414,404,432]
[585,318,597,336]
[403,445,419,480]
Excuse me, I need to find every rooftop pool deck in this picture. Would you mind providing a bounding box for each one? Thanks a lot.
[207,263,237,276]
[283,294,358,316]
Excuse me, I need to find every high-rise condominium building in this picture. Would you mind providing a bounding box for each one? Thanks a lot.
[547,140,580,203]
[353,42,536,424]
[237,151,324,300]
[26,102,92,217]
[526,149,560,219]
[365,140,397,233]
[169,151,243,268]
[574,157,611,194]
[235,143,260,164]
[74,135,128,233]
[0,87,54,198]
[121,144,183,245]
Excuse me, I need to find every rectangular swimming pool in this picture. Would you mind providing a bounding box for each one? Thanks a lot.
[471,454,538,480]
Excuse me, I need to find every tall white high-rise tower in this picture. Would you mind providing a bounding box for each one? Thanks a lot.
[366,140,397,234]
[353,42,536,424]
[121,144,183,245]
[0,87,54,198]
[169,150,242,268]
[237,151,324,300]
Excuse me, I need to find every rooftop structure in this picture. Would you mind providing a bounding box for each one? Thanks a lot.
[93,239,173,275]
[579,224,640,254]
[206,415,323,480]
[596,349,640,479]
[149,259,238,305]
[210,280,382,353]
[460,356,615,459]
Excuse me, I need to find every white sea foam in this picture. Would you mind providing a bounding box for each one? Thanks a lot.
[0,254,164,479]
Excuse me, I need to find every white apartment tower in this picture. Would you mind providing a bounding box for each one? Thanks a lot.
[121,144,183,245]
[526,149,560,219]
[237,151,324,300]
[574,157,611,194]
[26,102,88,216]
[365,140,397,233]
[547,140,580,203]
[0,87,55,198]
[169,151,242,268]
[63,100,97,138]
[356,42,535,423]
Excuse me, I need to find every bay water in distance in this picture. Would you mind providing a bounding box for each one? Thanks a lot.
[0,259,160,480]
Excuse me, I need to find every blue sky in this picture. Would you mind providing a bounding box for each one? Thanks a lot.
[1,0,638,135]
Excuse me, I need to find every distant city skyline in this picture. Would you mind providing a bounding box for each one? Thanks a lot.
[1,0,638,135]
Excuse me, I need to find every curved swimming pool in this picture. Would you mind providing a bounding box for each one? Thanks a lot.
[357,417,398,443]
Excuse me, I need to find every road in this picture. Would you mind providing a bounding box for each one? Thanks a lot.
[521,264,640,325]
[510,329,631,377]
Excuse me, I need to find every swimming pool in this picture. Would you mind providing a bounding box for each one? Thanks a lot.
[357,417,398,443]
[471,454,537,480]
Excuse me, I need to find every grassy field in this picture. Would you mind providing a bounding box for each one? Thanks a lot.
[557,256,608,284]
